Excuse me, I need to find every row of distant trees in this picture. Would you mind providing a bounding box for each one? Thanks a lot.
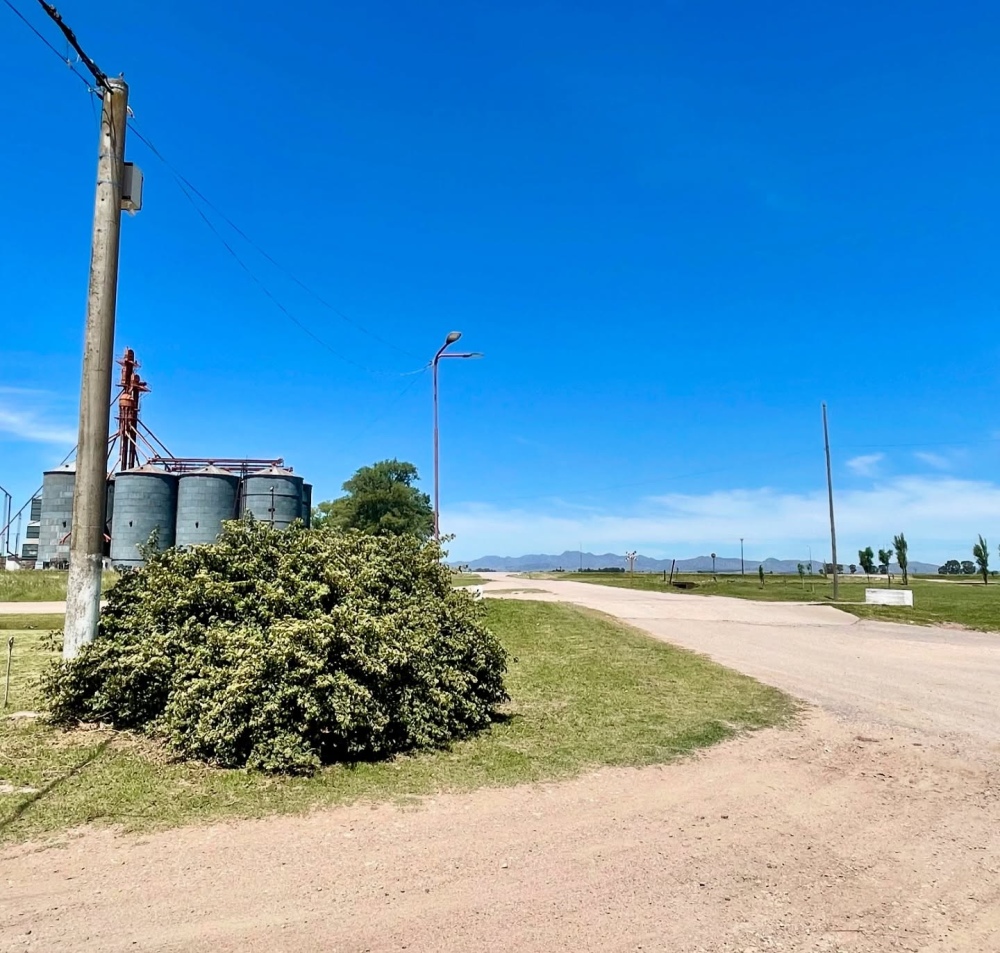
[316,471,1000,588]
[939,534,993,584]
[846,533,911,586]
[825,532,995,586]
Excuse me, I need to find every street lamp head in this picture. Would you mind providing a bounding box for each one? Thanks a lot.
[445,331,462,344]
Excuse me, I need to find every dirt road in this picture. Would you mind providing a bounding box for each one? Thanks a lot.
[480,574,1000,744]
[4,579,999,952]
[0,602,67,616]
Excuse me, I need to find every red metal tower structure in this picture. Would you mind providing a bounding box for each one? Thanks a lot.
[115,347,150,472]
[108,347,278,475]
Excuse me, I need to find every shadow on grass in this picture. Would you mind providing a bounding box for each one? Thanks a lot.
[329,710,518,773]
[0,737,112,836]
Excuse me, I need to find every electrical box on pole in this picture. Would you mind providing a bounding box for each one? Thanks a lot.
[122,163,143,213]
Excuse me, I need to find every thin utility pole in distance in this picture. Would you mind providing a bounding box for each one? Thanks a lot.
[0,484,12,561]
[64,77,130,660]
[822,402,839,601]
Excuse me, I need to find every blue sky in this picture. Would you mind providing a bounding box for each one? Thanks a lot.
[2,0,999,564]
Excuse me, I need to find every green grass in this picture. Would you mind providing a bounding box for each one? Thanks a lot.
[561,571,1000,633]
[451,572,487,586]
[0,614,64,632]
[0,600,793,843]
[0,570,116,603]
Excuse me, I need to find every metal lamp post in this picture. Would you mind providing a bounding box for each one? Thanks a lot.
[432,331,482,541]
[0,484,12,563]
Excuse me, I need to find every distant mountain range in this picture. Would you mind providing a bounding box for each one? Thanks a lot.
[454,551,941,575]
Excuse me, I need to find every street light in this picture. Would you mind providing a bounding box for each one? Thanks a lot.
[432,331,482,541]
[0,484,13,563]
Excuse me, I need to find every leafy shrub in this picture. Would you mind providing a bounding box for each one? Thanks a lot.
[44,522,508,773]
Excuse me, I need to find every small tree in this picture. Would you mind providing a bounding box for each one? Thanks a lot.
[758,564,765,587]
[849,563,857,575]
[973,534,990,584]
[858,546,876,582]
[893,533,909,585]
[878,547,894,587]
[797,562,805,587]
[961,560,976,575]
[939,559,961,575]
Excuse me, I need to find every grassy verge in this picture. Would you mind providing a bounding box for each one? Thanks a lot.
[450,572,488,586]
[0,614,64,632]
[0,571,116,603]
[0,600,793,844]
[559,572,1000,632]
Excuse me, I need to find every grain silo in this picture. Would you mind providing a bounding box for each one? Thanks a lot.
[105,476,115,536]
[175,466,240,548]
[110,465,178,567]
[301,483,313,529]
[36,463,76,567]
[241,466,304,529]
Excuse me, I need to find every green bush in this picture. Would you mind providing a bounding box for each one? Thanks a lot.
[43,522,508,774]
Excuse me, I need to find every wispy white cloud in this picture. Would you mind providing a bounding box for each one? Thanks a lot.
[0,387,52,397]
[0,403,76,446]
[913,451,951,470]
[846,453,884,476]
[444,475,1000,564]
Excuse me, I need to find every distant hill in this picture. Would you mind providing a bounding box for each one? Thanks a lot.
[455,551,941,575]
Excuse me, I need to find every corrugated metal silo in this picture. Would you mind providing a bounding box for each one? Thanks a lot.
[175,466,240,548]
[105,477,115,526]
[301,482,313,528]
[37,463,76,567]
[241,466,304,529]
[104,476,115,557]
[110,465,178,567]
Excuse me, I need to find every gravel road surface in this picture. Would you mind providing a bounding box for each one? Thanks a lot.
[3,575,998,952]
[0,602,67,616]
[481,574,1000,744]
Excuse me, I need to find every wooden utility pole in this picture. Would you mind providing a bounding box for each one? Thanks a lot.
[64,78,129,659]
[822,402,839,602]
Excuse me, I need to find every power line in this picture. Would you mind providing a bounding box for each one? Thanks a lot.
[9,4,437,459]
[8,0,420,373]
[126,121,422,363]
[339,368,429,447]
[36,1,109,90]
[839,438,998,451]
[156,165,385,375]
[2,0,99,94]
[126,123,414,376]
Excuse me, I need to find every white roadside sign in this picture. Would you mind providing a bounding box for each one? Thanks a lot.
[865,589,913,607]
